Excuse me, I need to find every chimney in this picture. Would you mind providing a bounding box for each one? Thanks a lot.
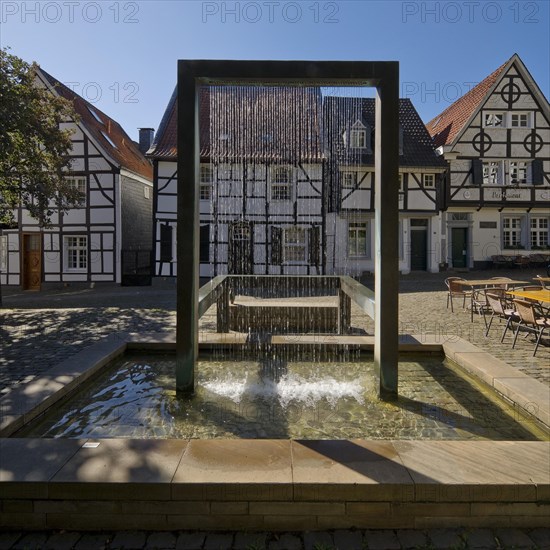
[138,128,155,154]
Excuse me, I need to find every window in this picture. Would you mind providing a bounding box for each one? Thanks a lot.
[483,162,501,185]
[484,113,505,128]
[272,167,292,200]
[509,161,528,185]
[350,129,367,148]
[341,172,357,189]
[530,217,549,249]
[348,222,369,257]
[423,174,435,188]
[283,227,306,262]
[100,131,117,149]
[502,217,522,248]
[398,173,403,191]
[510,113,530,128]
[66,177,86,206]
[200,165,213,200]
[0,235,7,272]
[65,236,87,271]
[144,186,150,199]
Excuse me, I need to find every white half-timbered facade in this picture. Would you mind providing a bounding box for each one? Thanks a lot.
[324,97,447,274]
[149,86,325,279]
[427,54,550,269]
[0,68,153,289]
[149,87,449,279]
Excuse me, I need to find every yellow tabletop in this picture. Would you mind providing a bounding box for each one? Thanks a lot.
[507,289,550,304]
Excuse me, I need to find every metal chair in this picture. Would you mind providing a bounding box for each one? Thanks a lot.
[512,298,550,356]
[445,277,471,313]
[484,291,519,341]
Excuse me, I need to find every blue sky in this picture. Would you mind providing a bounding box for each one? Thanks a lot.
[2,0,549,141]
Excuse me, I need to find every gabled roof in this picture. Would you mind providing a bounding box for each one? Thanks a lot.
[323,97,446,168]
[425,54,550,149]
[38,68,152,180]
[148,86,323,162]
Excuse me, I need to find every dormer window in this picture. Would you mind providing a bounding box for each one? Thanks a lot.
[349,120,368,149]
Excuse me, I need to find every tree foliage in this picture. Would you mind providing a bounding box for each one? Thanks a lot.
[0,48,81,227]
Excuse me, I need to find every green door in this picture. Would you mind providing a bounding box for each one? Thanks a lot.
[410,229,427,270]
[452,228,468,268]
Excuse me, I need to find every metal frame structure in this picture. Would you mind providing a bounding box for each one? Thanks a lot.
[177,60,399,399]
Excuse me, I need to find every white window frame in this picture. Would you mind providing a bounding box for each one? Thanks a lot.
[341,171,358,189]
[199,165,213,201]
[65,177,87,206]
[348,221,370,258]
[283,227,306,263]
[0,235,7,273]
[510,112,532,128]
[422,174,435,188]
[271,167,292,201]
[483,161,503,185]
[530,217,549,249]
[64,235,88,272]
[350,129,367,148]
[508,161,529,185]
[483,112,505,128]
[502,216,524,249]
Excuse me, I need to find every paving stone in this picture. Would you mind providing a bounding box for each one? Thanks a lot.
[268,534,303,550]
[427,528,464,549]
[233,532,268,550]
[75,533,111,550]
[146,532,177,549]
[495,528,536,549]
[364,530,400,550]
[395,530,428,549]
[44,532,81,550]
[462,529,497,549]
[333,530,363,550]
[12,533,48,550]
[110,531,148,549]
[528,528,550,550]
[176,532,206,550]
[0,533,22,550]
[304,531,334,550]
[203,534,234,550]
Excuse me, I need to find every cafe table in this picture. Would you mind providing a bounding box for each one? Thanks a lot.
[453,278,528,321]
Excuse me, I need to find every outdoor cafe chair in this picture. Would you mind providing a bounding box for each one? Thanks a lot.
[445,277,471,313]
[511,298,550,356]
[484,291,519,341]
[487,276,513,289]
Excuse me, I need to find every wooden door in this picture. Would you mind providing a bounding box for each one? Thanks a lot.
[229,222,253,274]
[22,234,42,290]
[410,229,427,270]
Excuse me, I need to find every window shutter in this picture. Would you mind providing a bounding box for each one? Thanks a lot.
[199,224,210,263]
[160,224,173,262]
[308,226,320,266]
[270,227,283,265]
[531,159,543,185]
[472,159,483,186]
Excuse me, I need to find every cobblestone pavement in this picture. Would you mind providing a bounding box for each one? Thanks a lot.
[1,268,548,397]
[0,527,548,549]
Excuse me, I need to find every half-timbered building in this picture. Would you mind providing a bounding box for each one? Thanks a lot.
[149,87,448,280]
[427,54,550,269]
[0,67,153,289]
[324,97,447,274]
[148,86,325,279]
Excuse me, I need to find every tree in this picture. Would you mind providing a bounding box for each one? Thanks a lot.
[0,48,81,305]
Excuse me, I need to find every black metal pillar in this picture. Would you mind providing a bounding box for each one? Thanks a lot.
[375,66,400,399]
[176,63,199,393]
